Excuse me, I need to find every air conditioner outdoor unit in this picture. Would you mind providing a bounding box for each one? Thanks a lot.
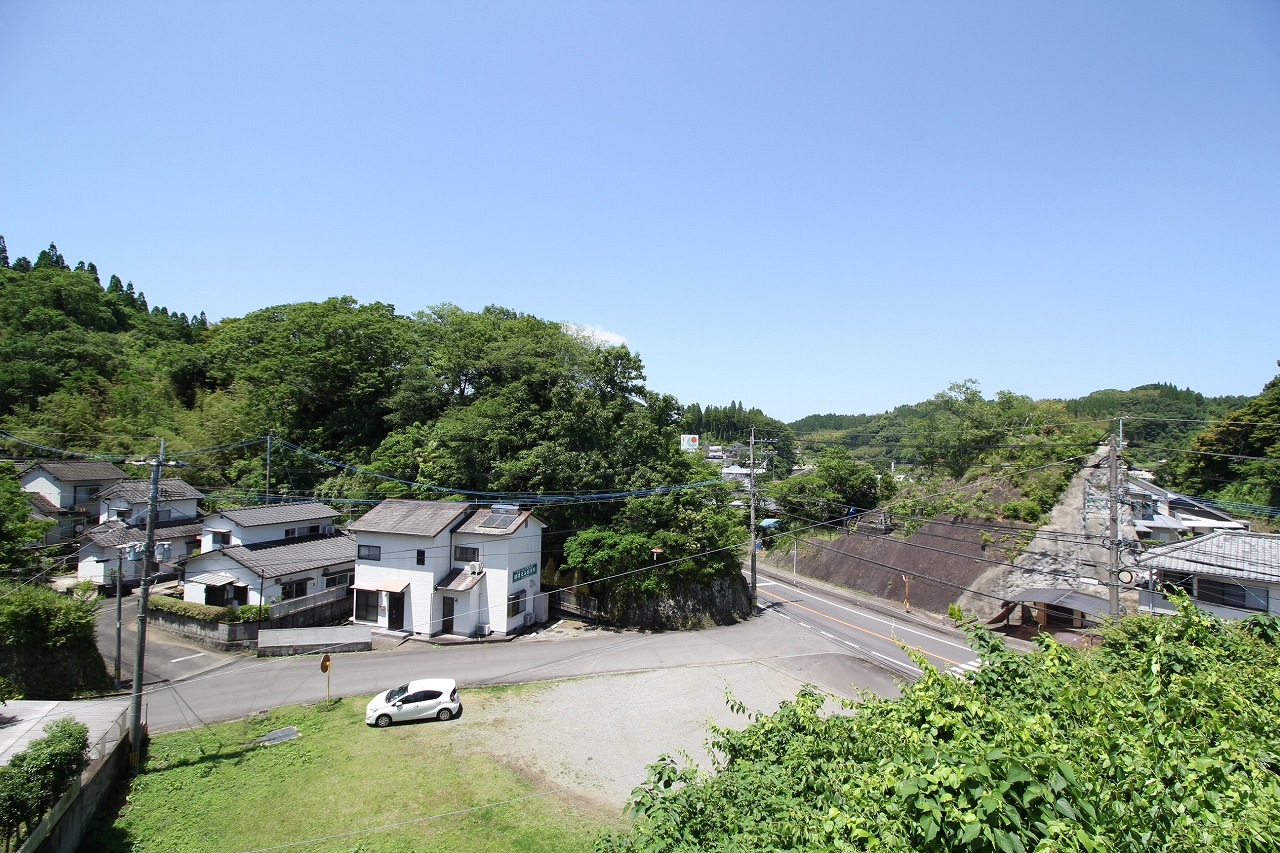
[324,525,335,534]
[523,612,534,628]
[467,561,482,575]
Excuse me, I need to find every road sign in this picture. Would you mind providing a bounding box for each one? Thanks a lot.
[320,653,331,673]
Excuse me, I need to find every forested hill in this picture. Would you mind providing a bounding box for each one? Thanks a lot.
[0,240,724,533]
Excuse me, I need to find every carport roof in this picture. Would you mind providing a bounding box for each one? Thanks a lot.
[1009,587,1112,620]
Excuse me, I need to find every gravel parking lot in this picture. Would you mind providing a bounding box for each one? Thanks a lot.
[453,659,837,809]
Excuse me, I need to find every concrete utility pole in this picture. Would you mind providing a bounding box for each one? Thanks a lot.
[749,427,757,611]
[1108,431,1120,617]
[129,438,163,769]
[114,550,124,688]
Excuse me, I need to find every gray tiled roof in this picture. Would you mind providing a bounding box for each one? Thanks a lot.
[1138,530,1280,583]
[221,533,356,580]
[435,567,484,591]
[346,500,470,537]
[1010,587,1112,620]
[84,519,205,548]
[216,502,339,528]
[100,478,205,503]
[22,460,128,482]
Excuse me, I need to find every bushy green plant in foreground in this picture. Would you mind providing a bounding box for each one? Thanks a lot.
[0,718,90,850]
[600,600,1280,852]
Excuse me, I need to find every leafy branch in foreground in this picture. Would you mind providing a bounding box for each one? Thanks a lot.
[599,600,1280,852]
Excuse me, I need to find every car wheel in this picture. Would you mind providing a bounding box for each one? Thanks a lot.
[437,708,453,722]
[375,714,392,728]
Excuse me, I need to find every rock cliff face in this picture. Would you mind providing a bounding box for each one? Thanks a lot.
[599,573,752,630]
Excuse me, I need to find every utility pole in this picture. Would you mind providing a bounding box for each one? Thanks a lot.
[1108,431,1120,617]
[265,434,272,503]
[129,438,163,769]
[114,550,124,688]
[749,427,757,611]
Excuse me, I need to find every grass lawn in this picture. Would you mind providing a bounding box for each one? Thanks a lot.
[83,685,623,853]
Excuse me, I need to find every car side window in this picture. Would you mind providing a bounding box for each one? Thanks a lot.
[388,684,409,702]
[403,691,426,704]
[424,690,442,700]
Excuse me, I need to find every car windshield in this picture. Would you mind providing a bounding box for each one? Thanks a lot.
[386,684,410,702]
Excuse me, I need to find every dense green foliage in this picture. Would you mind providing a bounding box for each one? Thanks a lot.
[0,718,91,851]
[1159,365,1280,510]
[0,239,746,582]
[1067,382,1251,468]
[0,581,111,698]
[0,464,52,581]
[765,446,897,531]
[599,600,1280,852]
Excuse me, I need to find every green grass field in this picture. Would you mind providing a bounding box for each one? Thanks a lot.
[85,686,622,853]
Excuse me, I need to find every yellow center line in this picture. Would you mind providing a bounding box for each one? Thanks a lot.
[758,586,966,668]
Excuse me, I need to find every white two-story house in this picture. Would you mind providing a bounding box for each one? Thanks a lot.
[199,502,340,552]
[20,460,128,543]
[346,500,546,637]
[96,478,203,525]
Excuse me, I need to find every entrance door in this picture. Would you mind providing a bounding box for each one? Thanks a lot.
[388,591,405,630]
[441,597,455,634]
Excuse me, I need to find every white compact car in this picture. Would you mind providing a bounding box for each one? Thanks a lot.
[365,678,461,727]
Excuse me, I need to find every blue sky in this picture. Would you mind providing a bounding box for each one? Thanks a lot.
[3,2,1277,423]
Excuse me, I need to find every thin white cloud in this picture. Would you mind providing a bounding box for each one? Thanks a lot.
[562,322,627,348]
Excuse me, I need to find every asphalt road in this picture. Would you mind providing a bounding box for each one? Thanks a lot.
[753,570,981,679]
[95,575,982,735]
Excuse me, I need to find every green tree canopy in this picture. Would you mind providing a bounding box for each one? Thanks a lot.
[601,600,1280,852]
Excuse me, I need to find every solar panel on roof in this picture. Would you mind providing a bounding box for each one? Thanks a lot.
[478,505,520,529]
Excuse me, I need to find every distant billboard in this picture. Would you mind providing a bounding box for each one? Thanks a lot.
[680,434,700,452]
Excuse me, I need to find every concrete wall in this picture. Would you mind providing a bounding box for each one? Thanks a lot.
[148,593,355,651]
[18,718,133,853]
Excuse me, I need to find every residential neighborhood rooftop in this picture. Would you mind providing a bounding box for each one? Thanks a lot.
[219,533,356,579]
[213,501,339,528]
[20,460,128,481]
[346,499,471,537]
[1138,530,1280,584]
[100,477,205,503]
[83,518,205,548]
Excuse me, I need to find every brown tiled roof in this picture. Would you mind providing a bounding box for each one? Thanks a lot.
[346,500,470,537]
[25,493,63,515]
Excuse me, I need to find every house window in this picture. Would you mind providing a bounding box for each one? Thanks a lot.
[1196,578,1268,611]
[284,527,297,539]
[416,549,426,565]
[454,545,479,564]
[358,545,381,561]
[212,531,232,546]
[325,572,353,589]
[354,589,379,622]
[280,578,308,600]
[156,508,172,521]
[73,485,101,506]
[507,589,527,618]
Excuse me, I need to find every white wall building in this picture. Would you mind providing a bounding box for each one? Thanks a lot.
[199,502,339,552]
[96,478,203,525]
[19,460,128,544]
[346,500,546,637]
[182,533,355,607]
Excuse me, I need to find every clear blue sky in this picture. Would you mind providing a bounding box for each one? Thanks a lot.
[3,2,1277,423]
